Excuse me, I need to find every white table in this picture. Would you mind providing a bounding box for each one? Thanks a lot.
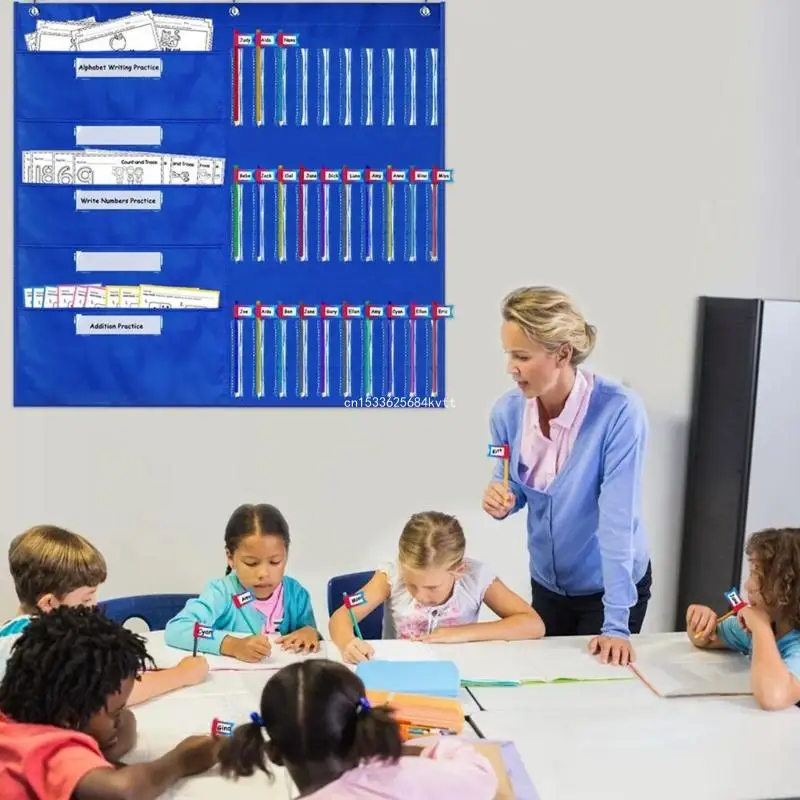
[126,633,479,797]
[472,695,800,800]
[127,667,294,798]
[129,632,799,799]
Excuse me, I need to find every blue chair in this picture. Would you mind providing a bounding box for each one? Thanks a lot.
[98,593,197,631]
[327,571,383,640]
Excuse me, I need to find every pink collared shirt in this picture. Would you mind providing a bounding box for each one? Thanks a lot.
[520,369,594,490]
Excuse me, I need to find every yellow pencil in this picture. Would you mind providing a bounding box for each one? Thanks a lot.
[503,458,509,490]
[255,32,262,126]
[692,607,739,638]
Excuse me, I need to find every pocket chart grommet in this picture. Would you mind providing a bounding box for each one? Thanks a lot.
[15,2,447,408]
[229,302,453,406]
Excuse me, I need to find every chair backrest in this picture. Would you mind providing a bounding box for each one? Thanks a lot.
[98,593,197,631]
[327,571,383,640]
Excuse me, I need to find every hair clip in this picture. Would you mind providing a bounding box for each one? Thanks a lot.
[250,712,265,727]
[356,697,371,715]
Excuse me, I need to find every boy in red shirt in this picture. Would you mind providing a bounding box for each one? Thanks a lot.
[0,605,219,799]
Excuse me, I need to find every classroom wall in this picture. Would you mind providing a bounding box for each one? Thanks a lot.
[4,0,800,633]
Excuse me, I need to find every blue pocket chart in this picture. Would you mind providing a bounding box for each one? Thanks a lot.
[14,1,451,407]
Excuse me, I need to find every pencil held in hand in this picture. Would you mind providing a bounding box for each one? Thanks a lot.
[343,591,366,640]
[686,604,718,640]
[192,623,213,656]
[233,590,258,635]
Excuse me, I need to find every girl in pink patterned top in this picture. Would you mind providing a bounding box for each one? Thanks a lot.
[218,659,499,799]
[329,511,545,664]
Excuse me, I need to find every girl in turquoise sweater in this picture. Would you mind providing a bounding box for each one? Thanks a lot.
[165,504,319,662]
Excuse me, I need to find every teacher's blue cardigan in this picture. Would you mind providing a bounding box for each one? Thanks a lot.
[490,375,650,638]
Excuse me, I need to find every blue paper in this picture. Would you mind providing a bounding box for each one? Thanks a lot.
[356,659,460,698]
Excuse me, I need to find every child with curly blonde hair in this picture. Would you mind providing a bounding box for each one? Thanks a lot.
[686,527,800,710]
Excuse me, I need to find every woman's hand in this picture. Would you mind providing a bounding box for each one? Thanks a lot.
[588,635,635,666]
[482,482,516,519]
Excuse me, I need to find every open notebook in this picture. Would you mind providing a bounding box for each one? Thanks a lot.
[431,641,634,687]
[630,634,751,697]
[363,639,632,686]
[144,632,330,672]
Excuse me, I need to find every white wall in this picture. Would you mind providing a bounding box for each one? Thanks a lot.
[3,0,800,633]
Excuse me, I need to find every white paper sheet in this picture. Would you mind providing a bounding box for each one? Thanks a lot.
[429,641,633,685]
[144,632,330,673]
[631,636,752,696]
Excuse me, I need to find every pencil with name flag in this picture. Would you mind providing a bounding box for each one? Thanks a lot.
[233,590,258,634]
[343,591,366,640]
[693,586,748,638]
[192,622,213,657]
[487,443,510,489]
[717,587,748,623]
[211,718,234,737]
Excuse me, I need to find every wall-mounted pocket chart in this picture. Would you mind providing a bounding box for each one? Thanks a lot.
[14,1,451,407]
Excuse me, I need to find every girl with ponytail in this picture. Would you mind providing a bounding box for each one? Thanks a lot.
[218,659,498,798]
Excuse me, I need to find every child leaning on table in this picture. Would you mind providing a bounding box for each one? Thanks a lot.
[329,510,545,664]
[218,658,498,799]
[0,525,208,704]
[0,606,219,799]
[686,527,800,710]
[165,503,321,662]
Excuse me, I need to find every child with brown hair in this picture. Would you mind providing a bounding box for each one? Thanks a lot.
[0,525,208,705]
[329,511,544,664]
[686,527,800,710]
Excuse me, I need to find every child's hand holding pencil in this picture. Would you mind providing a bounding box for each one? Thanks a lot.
[220,633,272,663]
[343,638,374,664]
[686,604,719,642]
[341,591,374,663]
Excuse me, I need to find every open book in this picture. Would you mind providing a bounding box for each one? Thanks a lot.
[432,641,634,687]
[630,633,751,697]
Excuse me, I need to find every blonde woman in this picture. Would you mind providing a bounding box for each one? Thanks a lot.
[329,511,544,663]
[483,287,652,666]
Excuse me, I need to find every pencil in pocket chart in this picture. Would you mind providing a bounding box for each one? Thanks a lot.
[15,3,450,408]
[231,302,453,403]
[229,166,452,265]
[232,31,441,128]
